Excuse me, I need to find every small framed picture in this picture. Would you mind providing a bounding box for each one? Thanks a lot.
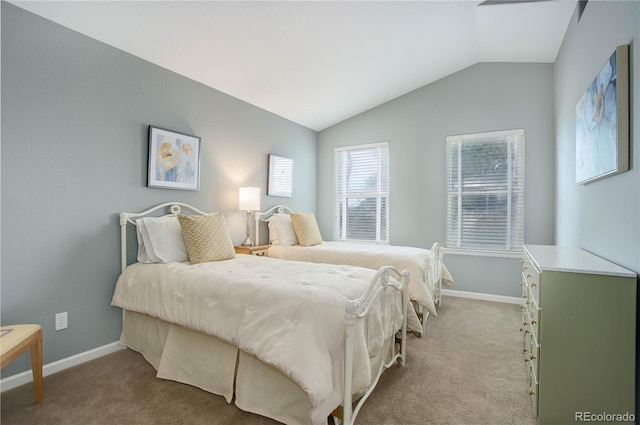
[268,154,294,197]
[148,126,201,191]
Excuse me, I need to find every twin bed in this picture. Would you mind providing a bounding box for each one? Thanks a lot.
[257,205,454,330]
[111,202,450,425]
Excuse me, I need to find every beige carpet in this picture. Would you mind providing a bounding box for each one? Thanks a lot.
[1,296,537,425]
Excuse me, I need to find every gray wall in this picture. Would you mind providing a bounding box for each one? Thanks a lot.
[554,1,639,272]
[317,63,556,298]
[1,3,317,377]
[552,0,640,411]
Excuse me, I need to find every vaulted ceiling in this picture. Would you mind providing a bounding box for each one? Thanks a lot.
[11,1,577,131]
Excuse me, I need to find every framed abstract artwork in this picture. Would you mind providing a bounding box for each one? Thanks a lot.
[268,154,294,197]
[147,126,201,191]
[576,44,629,184]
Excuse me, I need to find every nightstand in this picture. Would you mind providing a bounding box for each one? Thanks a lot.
[234,245,270,256]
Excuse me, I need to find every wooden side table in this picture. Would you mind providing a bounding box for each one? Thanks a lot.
[1,324,43,403]
[234,245,270,257]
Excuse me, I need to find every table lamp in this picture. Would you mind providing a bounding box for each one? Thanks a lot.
[239,186,261,246]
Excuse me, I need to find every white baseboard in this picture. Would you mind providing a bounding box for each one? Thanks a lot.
[1,341,125,393]
[442,288,523,305]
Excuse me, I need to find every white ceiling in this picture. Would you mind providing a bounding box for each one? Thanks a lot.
[11,0,577,131]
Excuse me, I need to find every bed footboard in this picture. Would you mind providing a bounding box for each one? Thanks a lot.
[339,266,409,425]
[429,242,444,308]
[414,242,444,334]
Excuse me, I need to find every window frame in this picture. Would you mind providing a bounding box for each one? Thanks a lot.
[445,129,525,255]
[334,142,390,243]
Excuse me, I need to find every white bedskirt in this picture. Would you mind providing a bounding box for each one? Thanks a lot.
[120,310,315,425]
[120,309,398,425]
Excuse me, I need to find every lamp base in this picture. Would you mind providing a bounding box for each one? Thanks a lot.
[241,210,254,247]
[240,237,255,247]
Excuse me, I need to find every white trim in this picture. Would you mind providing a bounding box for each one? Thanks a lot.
[446,128,524,143]
[333,141,388,152]
[442,289,523,305]
[0,341,125,393]
[442,247,523,259]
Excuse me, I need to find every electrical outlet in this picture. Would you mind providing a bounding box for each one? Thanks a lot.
[55,312,68,331]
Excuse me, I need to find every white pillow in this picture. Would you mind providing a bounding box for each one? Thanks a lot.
[268,213,298,246]
[267,216,281,246]
[136,216,188,263]
[135,219,151,263]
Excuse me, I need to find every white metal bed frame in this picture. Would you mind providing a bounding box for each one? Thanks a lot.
[256,205,444,333]
[118,202,409,425]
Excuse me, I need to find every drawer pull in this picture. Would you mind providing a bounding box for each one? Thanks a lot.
[530,355,537,360]
[531,282,537,287]
[526,273,532,278]
[531,319,537,324]
[529,390,535,396]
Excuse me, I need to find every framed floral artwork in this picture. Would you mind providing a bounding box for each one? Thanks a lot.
[576,44,629,184]
[147,126,201,191]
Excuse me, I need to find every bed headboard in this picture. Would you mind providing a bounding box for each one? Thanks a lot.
[119,202,209,273]
[254,204,295,246]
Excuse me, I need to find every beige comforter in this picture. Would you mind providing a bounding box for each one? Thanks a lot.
[111,255,412,425]
[269,242,454,316]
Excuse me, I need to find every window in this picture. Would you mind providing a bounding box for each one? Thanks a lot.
[334,142,389,242]
[446,129,524,252]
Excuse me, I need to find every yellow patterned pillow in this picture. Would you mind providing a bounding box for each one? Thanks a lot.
[290,213,323,247]
[177,213,235,264]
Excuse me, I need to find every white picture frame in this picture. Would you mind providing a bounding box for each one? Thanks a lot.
[268,154,293,197]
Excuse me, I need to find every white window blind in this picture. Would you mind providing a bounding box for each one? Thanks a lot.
[268,154,293,197]
[446,129,525,252]
[334,142,389,242]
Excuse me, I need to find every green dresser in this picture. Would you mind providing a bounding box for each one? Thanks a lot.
[521,245,636,425]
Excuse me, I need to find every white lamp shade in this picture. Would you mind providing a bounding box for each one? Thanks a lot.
[239,186,261,211]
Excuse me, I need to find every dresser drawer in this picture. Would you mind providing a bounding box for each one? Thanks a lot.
[522,254,540,300]
[527,329,539,374]
[522,292,537,326]
[522,261,540,300]
[527,359,539,417]
[525,287,539,339]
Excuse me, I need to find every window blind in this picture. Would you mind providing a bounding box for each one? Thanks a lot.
[334,142,389,242]
[268,154,293,197]
[446,130,525,252]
